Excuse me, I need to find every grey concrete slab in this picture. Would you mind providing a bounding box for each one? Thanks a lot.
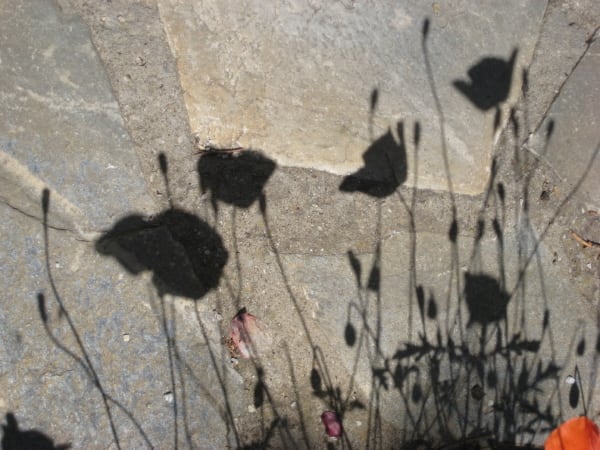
[527,38,600,212]
[515,0,600,137]
[518,31,600,306]
[0,0,155,233]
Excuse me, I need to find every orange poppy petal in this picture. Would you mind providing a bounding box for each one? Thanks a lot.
[545,417,600,450]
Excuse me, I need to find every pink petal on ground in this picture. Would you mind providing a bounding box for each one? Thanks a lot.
[229,309,260,359]
[321,411,343,438]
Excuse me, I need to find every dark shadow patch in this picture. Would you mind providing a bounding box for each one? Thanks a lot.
[569,381,580,409]
[345,322,357,347]
[412,383,423,403]
[427,294,437,320]
[448,219,458,243]
[1,413,70,450]
[198,150,276,211]
[347,250,362,287]
[453,49,518,111]
[340,122,407,198]
[464,273,510,327]
[96,209,228,300]
[471,384,485,401]
[310,368,322,394]
[367,267,381,292]
[416,285,425,321]
[254,368,265,409]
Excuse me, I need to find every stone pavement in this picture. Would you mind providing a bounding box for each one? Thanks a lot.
[1,0,599,448]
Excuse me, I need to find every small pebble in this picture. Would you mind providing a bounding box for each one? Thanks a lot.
[122,334,130,342]
[247,405,256,413]
[566,375,576,385]
[164,392,174,403]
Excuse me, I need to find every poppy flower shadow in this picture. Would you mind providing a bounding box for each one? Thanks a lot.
[96,208,228,300]
[197,150,276,211]
[453,48,518,111]
[464,272,510,327]
[340,122,408,198]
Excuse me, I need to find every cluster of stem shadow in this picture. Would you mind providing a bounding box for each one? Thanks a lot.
[330,17,600,450]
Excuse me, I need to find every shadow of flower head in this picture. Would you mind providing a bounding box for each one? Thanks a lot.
[198,150,276,211]
[464,272,510,327]
[340,122,408,198]
[453,48,518,111]
[96,208,228,300]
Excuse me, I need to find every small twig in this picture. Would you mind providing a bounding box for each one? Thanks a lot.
[571,230,600,248]
[182,146,246,160]
[196,146,245,154]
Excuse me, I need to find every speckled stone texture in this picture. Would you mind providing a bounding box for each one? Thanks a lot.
[1,0,599,448]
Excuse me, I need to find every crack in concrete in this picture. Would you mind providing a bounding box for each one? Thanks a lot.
[0,196,94,242]
[525,26,599,144]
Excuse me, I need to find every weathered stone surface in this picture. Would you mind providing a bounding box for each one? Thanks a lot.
[158,0,544,195]
[527,38,600,212]
[0,0,155,233]
[276,210,600,445]
[515,0,600,136]
[0,201,242,448]
[523,35,600,306]
[2,0,600,448]
[66,0,201,211]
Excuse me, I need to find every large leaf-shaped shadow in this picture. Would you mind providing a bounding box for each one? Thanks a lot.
[96,208,228,300]
[339,122,408,198]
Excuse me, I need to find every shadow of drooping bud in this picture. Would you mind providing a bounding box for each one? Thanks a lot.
[340,122,408,198]
[96,208,228,300]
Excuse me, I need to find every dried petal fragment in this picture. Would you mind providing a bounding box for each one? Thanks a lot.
[228,308,271,359]
[321,411,343,438]
[545,416,600,450]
